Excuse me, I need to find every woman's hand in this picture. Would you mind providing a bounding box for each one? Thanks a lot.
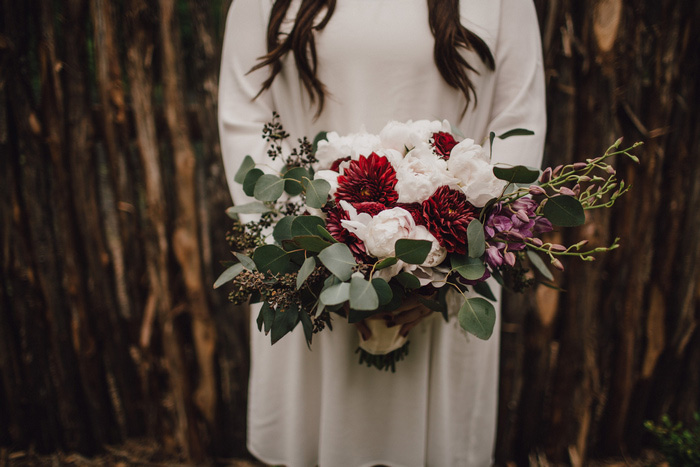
[353,295,434,340]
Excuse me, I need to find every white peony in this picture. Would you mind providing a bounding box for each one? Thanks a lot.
[315,131,381,169]
[395,143,459,203]
[379,119,451,155]
[447,139,507,207]
[341,205,416,259]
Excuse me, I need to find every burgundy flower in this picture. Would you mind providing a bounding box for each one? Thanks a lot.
[353,202,387,216]
[396,202,426,226]
[432,132,458,159]
[335,153,399,205]
[324,204,371,262]
[330,156,351,172]
[422,186,477,254]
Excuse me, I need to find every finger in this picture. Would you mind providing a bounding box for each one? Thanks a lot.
[354,321,372,341]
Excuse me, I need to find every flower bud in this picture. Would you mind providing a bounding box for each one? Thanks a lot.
[539,167,552,183]
[516,210,530,222]
[605,165,616,174]
[552,258,565,271]
[578,176,591,183]
[560,187,576,196]
[530,238,543,247]
[505,251,516,267]
[549,244,567,252]
[529,185,547,196]
[572,162,587,170]
[552,165,563,176]
[573,184,581,196]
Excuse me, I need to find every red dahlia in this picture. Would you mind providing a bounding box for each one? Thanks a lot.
[432,132,458,159]
[324,204,371,262]
[330,156,351,172]
[335,153,398,205]
[422,186,477,254]
[353,201,387,216]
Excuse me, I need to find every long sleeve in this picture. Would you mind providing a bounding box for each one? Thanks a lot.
[218,0,281,205]
[487,0,547,169]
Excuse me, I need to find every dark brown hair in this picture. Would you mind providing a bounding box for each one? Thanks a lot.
[251,0,495,116]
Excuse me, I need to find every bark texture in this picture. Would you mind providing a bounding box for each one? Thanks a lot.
[0,0,698,463]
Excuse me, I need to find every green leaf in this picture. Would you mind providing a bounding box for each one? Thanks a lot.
[254,174,286,202]
[243,168,264,197]
[349,275,379,311]
[312,131,328,154]
[213,263,244,289]
[498,128,535,139]
[526,250,554,281]
[543,195,585,227]
[394,239,432,265]
[395,272,420,290]
[293,235,332,252]
[273,216,296,243]
[467,219,485,258]
[234,155,256,184]
[458,298,496,340]
[271,304,299,345]
[256,306,264,332]
[299,310,313,347]
[296,257,316,290]
[234,252,256,271]
[451,254,486,280]
[438,286,450,321]
[261,302,274,333]
[291,216,326,237]
[347,309,378,324]
[418,296,444,312]
[303,178,331,209]
[252,245,290,274]
[316,225,338,243]
[371,278,393,306]
[226,202,271,216]
[318,243,357,281]
[375,257,398,270]
[493,165,540,184]
[319,281,350,306]
[472,280,497,301]
[283,167,310,196]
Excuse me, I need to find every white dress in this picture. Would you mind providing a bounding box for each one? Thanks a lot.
[218,1,546,466]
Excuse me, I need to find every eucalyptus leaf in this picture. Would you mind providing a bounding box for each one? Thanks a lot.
[498,128,535,139]
[375,257,398,271]
[226,202,271,216]
[300,310,313,347]
[458,297,496,340]
[256,307,264,332]
[283,167,310,196]
[252,245,290,274]
[234,155,256,184]
[319,281,351,306]
[451,254,486,280]
[271,304,299,345]
[296,256,316,290]
[303,178,331,209]
[316,225,339,243]
[467,219,486,258]
[261,302,274,334]
[242,168,264,197]
[526,250,554,281]
[254,174,286,202]
[349,275,379,311]
[318,243,356,281]
[348,309,378,324]
[312,131,328,154]
[438,286,449,322]
[371,278,393,306]
[396,272,420,290]
[291,216,326,238]
[418,296,444,312]
[273,216,296,243]
[293,235,332,252]
[472,280,497,301]
[213,263,244,289]
[543,195,585,227]
[394,239,432,265]
[493,165,540,184]
[233,252,256,271]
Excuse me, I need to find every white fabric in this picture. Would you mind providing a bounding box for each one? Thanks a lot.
[218,0,546,466]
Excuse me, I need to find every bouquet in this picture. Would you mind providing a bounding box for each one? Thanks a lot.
[216,113,639,371]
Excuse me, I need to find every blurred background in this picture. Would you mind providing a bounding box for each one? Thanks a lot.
[1,0,698,465]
